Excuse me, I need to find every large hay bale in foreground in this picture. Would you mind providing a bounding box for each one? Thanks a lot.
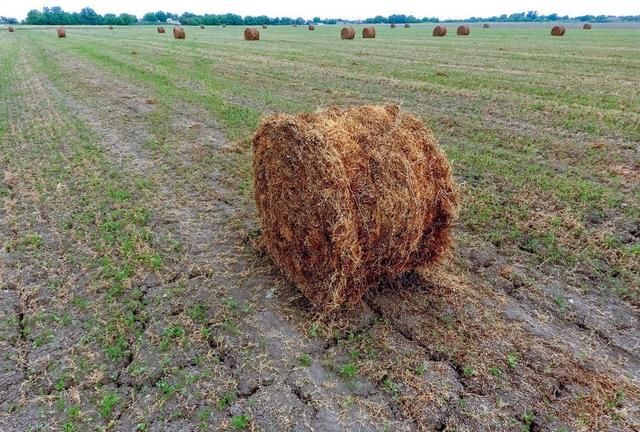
[8,26,15,32]
[483,23,490,28]
[457,25,470,36]
[244,27,260,40]
[583,23,592,30]
[433,25,447,37]
[341,26,355,39]
[173,26,185,39]
[157,26,165,33]
[253,105,458,311]
[551,25,566,36]
[362,26,376,38]
[57,28,66,38]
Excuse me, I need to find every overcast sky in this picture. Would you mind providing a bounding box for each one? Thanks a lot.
[2,0,638,20]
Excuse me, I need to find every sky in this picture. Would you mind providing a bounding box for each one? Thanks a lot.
[2,0,639,21]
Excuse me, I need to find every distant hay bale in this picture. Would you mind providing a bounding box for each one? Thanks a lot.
[483,23,490,28]
[173,26,185,39]
[57,28,66,38]
[404,23,410,28]
[341,26,355,39]
[308,24,315,30]
[157,26,165,33]
[222,24,227,28]
[244,27,260,40]
[200,24,205,29]
[262,24,267,29]
[390,23,396,28]
[253,105,458,312]
[8,26,15,32]
[293,24,298,27]
[583,23,592,30]
[108,25,113,30]
[457,25,470,36]
[433,25,447,37]
[362,26,376,38]
[551,25,566,36]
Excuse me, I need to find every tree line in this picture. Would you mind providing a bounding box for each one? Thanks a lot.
[8,7,640,26]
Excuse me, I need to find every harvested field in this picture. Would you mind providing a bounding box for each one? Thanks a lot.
[0,24,639,432]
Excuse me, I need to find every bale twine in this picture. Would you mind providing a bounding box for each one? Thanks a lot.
[109,25,113,30]
[483,23,490,28]
[308,24,315,31]
[157,26,165,33]
[433,25,447,37]
[8,26,15,32]
[390,23,396,28]
[341,26,355,39]
[173,26,185,39]
[583,23,592,30]
[253,105,459,312]
[57,28,66,38]
[404,23,410,28]
[457,25,470,36]
[200,24,205,29]
[551,25,566,36]
[244,27,260,40]
[362,26,376,38]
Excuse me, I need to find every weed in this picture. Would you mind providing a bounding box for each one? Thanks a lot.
[298,353,312,367]
[230,414,249,430]
[340,363,358,379]
[99,392,120,418]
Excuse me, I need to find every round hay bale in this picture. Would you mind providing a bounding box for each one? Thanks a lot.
[483,23,490,28]
[262,24,267,29]
[583,23,592,30]
[433,25,447,37]
[8,26,15,32]
[362,26,376,38]
[457,25,470,36]
[222,24,227,28]
[173,26,185,39]
[253,105,458,312]
[157,26,165,33]
[404,23,410,28]
[200,24,205,29]
[57,28,66,38]
[109,25,113,30]
[308,24,315,31]
[551,25,566,36]
[244,27,260,41]
[341,26,355,40]
[390,23,396,28]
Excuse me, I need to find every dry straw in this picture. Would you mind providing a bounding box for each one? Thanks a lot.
[157,26,165,33]
[551,25,566,36]
[173,26,185,39]
[253,105,458,312]
[244,27,260,40]
[341,26,355,39]
[362,26,376,38]
[457,25,470,36]
[57,28,66,38]
[433,25,447,37]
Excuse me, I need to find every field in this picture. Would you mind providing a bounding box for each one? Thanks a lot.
[0,23,638,431]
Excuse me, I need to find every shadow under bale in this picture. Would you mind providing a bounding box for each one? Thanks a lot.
[457,25,470,36]
[341,26,355,39]
[253,105,458,312]
[551,25,566,36]
[244,27,260,40]
[173,26,185,39]
[362,26,376,38]
[433,25,447,37]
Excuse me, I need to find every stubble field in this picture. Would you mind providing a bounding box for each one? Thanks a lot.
[0,23,638,431]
